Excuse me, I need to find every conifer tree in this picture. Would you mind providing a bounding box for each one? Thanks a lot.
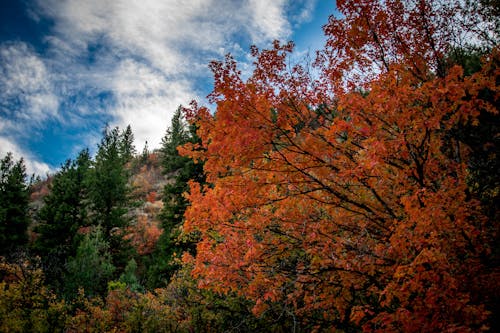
[146,108,204,288]
[119,258,142,292]
[120,125,136,162]
[87,125,135,272]
[64,226,115,298]
[0,153,29,256]
[33,149,91,291]
[160,108,196,226]
[161,108,189,172]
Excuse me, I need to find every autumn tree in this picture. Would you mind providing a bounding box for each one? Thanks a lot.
[182,0,498,331]
[0,152,30,256]
[126,214,162,257]
[0,258,68,332]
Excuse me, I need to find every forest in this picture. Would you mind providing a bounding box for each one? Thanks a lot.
[0,0,499,332]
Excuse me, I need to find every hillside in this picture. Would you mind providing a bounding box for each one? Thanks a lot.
[28,151,170,255]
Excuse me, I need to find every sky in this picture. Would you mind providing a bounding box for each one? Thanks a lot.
[0,0,336,176]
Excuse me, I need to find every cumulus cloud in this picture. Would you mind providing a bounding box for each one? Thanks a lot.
[1,1,317,175]
[0,136,52,176]
[0,42,59,124]
[0,42,58,175]
[111,59,194,149]
[247,0,290,43]
[30,0,303,149]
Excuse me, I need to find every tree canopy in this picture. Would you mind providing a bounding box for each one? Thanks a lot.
[181,0,499,330]
[0,153,29,255]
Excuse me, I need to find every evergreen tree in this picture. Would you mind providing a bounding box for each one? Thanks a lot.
[0,153,29,256]
[88,126,130,232]
[161,118,205,232]
[146,108,204,288]
[87,126,135,272]
[119,258,142,292]
[120,124,136,162]
[64,226,115,299]
[33,149,91,291]
[141,141,149,163]
[161,108,189,172]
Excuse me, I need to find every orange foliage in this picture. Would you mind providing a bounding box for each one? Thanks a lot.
[181,1,498,330]
[146,191,157,203]
[148,152,159,163]
[126,215,162,255]
[66,287,179,332]
[130,159,164,199]
[29,178,51,201]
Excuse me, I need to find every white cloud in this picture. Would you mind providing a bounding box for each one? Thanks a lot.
[30,0,300,150]
[291,0,317,26]
[35,0,297,77]
[0,42,59,123]
[1,1,316,175]
[110,59,194,149]
[0,42,58,176]
[0,136,52,176]
[247,0,290,43]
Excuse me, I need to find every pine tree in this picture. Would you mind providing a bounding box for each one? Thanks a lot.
[161,108,192,226]
[0,153,29,256]
[140,141,149,163]
[146,108,204,288]
[161,108,189,172]
[33,149,91,291]
[87,126,135,272]
[120,125,136,162]
[64,226,115,299]
[88,126,130,232]
[119,258,142,292]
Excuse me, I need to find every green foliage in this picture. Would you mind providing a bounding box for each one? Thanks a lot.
[107,280,126,291]
[161,107,189,173]
[88,126,130,230]
[161,110,205,237]
[34,150,91,291]
[0,153,29,255]
[64,226,115,299]
[146,109,204,288]
[141,141,150,163]
[87,125,136,271]
[162,263,275,332]
[445,46,484,76]
[119,258,143,292]
[120,124,136,162]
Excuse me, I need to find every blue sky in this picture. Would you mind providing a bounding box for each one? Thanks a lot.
[0,0,335,176]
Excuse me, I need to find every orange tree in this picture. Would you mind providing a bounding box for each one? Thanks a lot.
[182,0,499,331]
